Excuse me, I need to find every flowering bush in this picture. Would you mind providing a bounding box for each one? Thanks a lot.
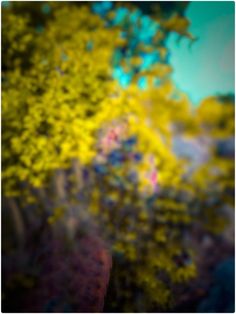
[2,2,234,312]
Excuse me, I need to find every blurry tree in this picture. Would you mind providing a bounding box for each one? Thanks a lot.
[2,2,234,313]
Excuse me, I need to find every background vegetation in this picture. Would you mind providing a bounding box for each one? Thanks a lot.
[2,2,234,312]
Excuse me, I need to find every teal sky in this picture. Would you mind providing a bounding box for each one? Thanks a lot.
[166,1,235,105]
